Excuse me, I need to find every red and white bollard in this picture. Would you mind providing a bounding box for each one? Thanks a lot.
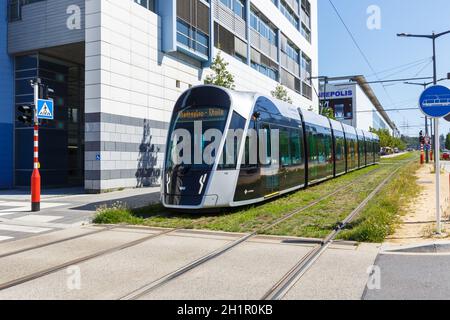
[420,144,425,165]
[31,124,41,212]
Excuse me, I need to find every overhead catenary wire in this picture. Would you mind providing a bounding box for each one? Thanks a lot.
[365,56,433,79]
[327,0,396,107]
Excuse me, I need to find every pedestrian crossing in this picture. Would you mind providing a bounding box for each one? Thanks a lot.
[0,201,68,217]
[0,211,67,243]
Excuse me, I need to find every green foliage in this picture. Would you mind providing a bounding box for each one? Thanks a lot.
[445,133,450,150]
[370,128,406,150]
[340,160,420,242]
[204,52,235,89]
[271,84,293,104]
[320,105,336,120]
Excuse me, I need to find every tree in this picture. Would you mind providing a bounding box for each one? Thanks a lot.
[204,52,235,89]
[271,84,293,104]
[445,133,450,150]
[320,105,335,120]
[370,128,407,150]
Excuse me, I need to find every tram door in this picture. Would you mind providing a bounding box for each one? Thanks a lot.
[259,123,279,196]
[279,127,306,190]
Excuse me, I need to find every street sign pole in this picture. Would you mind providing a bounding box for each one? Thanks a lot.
[31,79,41,212]
[435,118,441,234]
[419,85,450,235]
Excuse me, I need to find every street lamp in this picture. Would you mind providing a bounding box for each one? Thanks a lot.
[398,30,450,235]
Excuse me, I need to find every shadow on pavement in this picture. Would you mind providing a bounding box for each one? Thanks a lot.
[70,192,161,212]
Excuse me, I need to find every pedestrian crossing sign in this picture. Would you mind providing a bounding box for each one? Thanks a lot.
[37,99,54,120]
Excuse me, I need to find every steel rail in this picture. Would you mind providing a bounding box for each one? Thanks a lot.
[0,228,177,291]
[120,163,394,300]
[0,225,117,260]
[261,160,411,300]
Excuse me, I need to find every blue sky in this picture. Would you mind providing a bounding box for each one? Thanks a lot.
[318,0,450,137]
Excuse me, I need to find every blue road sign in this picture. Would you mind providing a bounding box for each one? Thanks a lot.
[419,85,450,118]
[37,99,54,120]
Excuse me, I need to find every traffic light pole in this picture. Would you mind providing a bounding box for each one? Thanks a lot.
[31,80,41,212]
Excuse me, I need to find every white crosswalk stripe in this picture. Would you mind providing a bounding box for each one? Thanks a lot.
[0,202,69,216]
[0,236,13,242]
[13,215,63,223]
[0,224,52,234]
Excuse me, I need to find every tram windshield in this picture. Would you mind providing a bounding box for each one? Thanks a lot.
[166,105,229,170]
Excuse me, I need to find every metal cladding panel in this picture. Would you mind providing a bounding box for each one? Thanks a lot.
[0,0,14,188]
[8,0,85,54]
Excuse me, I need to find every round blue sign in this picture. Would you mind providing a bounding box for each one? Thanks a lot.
[419,85,450,118]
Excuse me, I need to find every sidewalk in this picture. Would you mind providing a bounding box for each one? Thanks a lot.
[386,162,450,245]
[0,186,161,243]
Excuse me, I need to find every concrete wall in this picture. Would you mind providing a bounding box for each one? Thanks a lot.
[8,0,85,54]
[0,0,14,189]
[84,0,203,192]
[84,0,319,192]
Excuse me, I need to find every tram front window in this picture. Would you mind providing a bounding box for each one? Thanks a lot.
[166,106,229,171]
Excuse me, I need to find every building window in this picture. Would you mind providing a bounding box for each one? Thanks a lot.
[177,19,209,56]
[250,10,277,46]
[219,0,245,19]
[251,61,278,81]
[214,22,248,62]
[176,0,210,59]
[300,0,311,42]
[134,0,156,12]
[280,0,299,30]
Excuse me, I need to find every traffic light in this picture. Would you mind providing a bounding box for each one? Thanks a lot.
[39,84,54,99]
[419,130,425,145]
[17,105,34,125]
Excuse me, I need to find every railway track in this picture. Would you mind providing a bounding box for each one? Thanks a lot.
[261,160,412,300]
[0,159,411,297]
[120,162,404,300]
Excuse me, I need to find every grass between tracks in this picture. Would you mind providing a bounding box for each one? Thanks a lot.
[93,152,419,242]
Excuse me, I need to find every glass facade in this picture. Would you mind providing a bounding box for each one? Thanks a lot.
[14,54,84,187]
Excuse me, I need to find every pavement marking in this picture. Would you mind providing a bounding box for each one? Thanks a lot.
[0,224,52,234]
[0,202,69,216]
[0,236,13,242]
[13,215,64,223]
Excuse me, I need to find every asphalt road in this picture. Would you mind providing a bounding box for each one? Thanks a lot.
[364,252,450,300]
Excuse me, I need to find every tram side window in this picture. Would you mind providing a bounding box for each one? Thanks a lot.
[317,131,325,163]
[290,129,303,165]
[219,111,246,170]
[338,135,345,160]
[259,123,272,166]
[324,129,332,163]
[280,128,291,166]
[242,119,257,169]
[307,125,318,163]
